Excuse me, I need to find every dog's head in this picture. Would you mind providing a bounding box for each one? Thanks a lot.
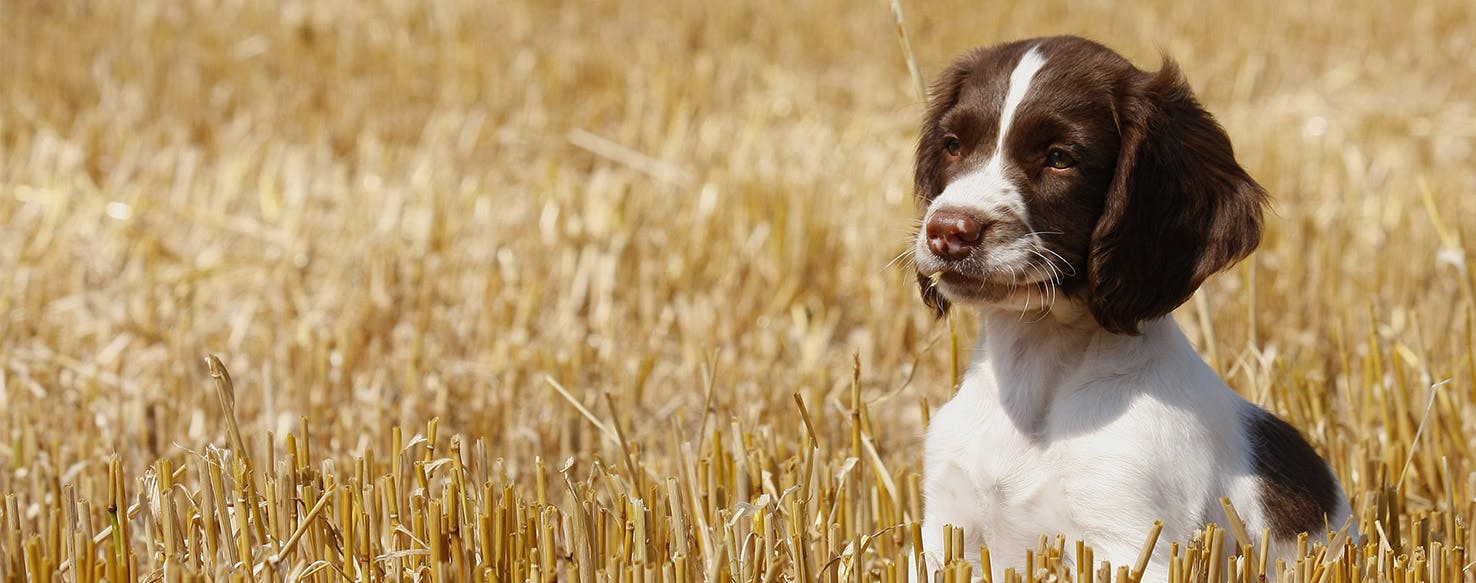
[912,36,1267,334]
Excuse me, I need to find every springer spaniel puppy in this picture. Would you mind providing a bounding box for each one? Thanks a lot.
[911,36,1351,578]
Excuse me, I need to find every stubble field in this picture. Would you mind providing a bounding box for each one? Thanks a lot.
[2,0,1475,580]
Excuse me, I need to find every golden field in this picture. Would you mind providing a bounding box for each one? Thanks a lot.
[2,0,1475,580]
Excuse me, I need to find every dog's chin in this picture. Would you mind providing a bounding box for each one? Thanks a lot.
[932,271,1018,301]
[926,270,1059,312]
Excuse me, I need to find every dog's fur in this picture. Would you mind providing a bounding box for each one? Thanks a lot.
[911,36,1350,579]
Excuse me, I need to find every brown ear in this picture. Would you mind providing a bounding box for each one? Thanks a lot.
[1087,59,1268,334]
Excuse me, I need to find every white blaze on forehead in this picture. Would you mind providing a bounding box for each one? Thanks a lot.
[996,47,1048,157]
[927,46,1048,218]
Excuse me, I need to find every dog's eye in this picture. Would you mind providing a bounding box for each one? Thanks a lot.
[1045,149,1077,169]
[944,134,962,157]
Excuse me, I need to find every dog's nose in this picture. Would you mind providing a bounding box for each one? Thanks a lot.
[925,208,987,259]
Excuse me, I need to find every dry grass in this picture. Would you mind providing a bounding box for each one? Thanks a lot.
[2,0,1475,580]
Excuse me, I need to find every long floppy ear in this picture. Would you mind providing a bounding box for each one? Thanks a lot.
[912,57,975,318]
[1087,59,1268,334]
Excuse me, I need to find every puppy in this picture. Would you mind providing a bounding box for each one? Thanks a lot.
[910,36,1351,579]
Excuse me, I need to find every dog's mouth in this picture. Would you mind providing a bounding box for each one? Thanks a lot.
[912,228,1081,310]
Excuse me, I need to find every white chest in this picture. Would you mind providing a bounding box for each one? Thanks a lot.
[917,316,1267,581]
[923,385,1079,554]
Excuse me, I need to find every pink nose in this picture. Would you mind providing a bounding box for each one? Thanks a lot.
[925,208,987,259]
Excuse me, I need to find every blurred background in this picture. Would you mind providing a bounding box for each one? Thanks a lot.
[2,0,1474,578]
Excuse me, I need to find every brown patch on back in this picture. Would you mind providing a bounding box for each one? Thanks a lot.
[1246,409,1342,538]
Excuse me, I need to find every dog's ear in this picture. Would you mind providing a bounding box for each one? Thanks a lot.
[1087,59,1267,334]
[917,272,951,318]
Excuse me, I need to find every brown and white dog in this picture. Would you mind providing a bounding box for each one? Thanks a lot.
[910,36,1350,579]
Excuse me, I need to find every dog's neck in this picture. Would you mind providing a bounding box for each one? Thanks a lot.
[963,303,1188,434]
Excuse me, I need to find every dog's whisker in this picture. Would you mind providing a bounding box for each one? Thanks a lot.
[884,247,917,272]
[1037,246,1078,277]
[1020,262,1054,323]
[1025,250,1066,285]
[1027,261,1043,286]
[1036,256,1064,284]
[1016,264,1035,320]
[1031,262,1059,312]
